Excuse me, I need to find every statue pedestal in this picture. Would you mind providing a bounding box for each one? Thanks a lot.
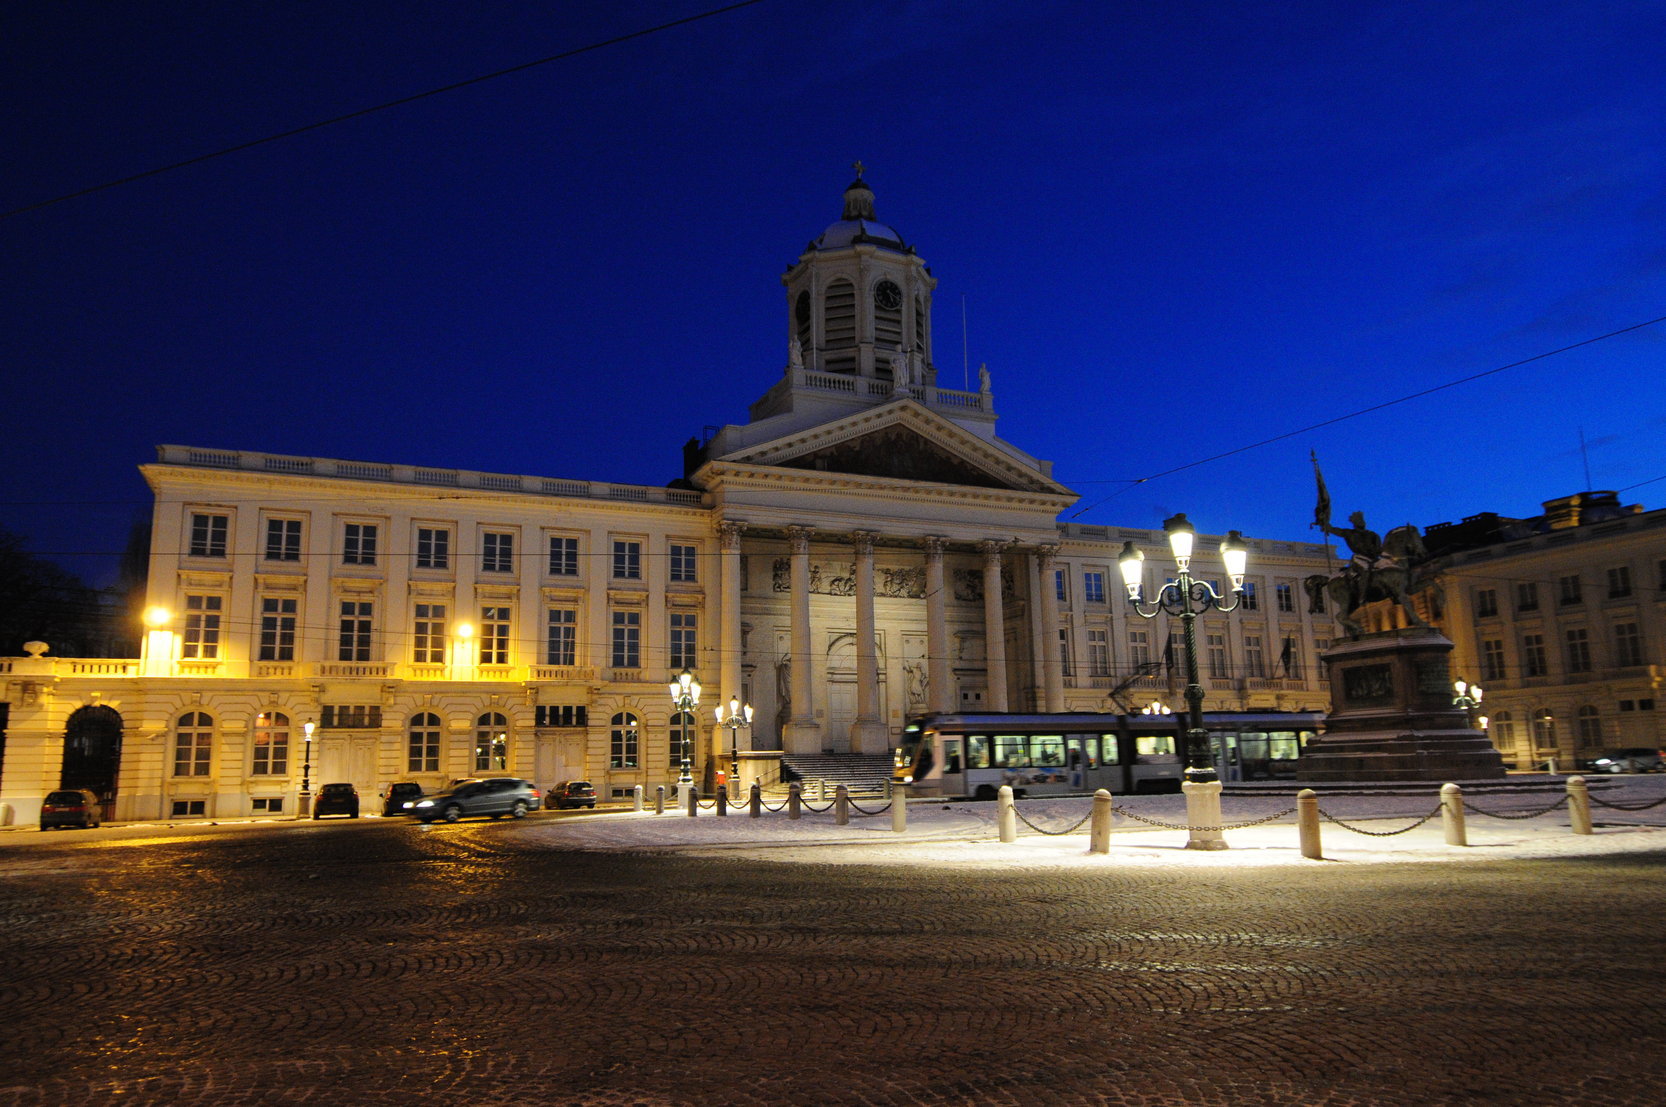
[1300,627,1506,783]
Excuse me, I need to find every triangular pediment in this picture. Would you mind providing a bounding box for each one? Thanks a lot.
[710,401,1071,495]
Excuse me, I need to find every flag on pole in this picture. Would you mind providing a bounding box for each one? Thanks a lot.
[1311,449,1331,533]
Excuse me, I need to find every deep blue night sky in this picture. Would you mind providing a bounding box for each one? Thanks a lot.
[5,1,1664,587]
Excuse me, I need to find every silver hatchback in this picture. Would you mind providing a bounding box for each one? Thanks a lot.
[410,777,539,823]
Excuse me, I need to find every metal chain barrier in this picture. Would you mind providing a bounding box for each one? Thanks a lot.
[1589,791,1666,812]
[799,796,837,813]
[757,796,790,813]
[1317,804,1443,836]
[847,797,894,815]
[1465,796,1569,820]
[1110,804,1298,833]
[696,797,719,811]
[1013,806,1094,836]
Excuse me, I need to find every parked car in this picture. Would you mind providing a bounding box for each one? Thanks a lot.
[548,780,597,809]
[40,789,101,830]
[1582,748,1666,774]
[312,782,360,819]
[381,781,424,816]
[410,777,539,823]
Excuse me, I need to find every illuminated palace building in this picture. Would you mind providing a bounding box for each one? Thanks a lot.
[0,175,1338,823]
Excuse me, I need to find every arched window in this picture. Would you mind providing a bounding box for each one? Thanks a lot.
[1576,705,1602,746]
[669,710,697,769]
[611,711,640,769]
[174,712,214,777]
[474,712,508,772]
[409,712,441,773]
[252,711,290,775]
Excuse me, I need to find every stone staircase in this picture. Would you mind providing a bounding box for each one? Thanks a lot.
[774,753,894,799]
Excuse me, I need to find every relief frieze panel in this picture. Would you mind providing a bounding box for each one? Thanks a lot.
[772,559,926,598]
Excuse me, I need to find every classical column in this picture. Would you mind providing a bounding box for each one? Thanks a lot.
[1036,544,1065,711]
[850,531,888,753]
[924,536,952,714]
[784,526,822,753]
[717,520,746,769]
[980,540,1011,712]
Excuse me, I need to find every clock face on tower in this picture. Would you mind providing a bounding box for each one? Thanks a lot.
[873,280,902,311]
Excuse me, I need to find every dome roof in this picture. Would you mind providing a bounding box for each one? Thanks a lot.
[808,167,912,254]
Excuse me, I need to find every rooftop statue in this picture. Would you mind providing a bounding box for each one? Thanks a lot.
[1304,454,1433,637]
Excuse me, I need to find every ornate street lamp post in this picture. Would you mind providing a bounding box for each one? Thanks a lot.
[668,669,702,806]
[300,719,316,817]
[715,696,754,794]
[1119,514,1247,850]
[1453,680,1484,728]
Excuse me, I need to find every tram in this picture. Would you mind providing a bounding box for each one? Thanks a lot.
[892,710,1323,799]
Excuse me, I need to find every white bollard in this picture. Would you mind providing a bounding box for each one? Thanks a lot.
[892,785,907,833]
[835,784,850,826]
[1567,775,1593,835]
[998,784,1017,843]
[633,784,644,812]
[1181,778,1228,851]
[1297,788,1322,860]
[1088,789,1113,854]
[1441,782,1467,846]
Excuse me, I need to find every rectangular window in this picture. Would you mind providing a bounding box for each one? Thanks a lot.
[1565,628,1592,674]
[548,536,579,576]
[171,800,206,817]
[1615,621,1644,668]
[413,603,447,664]
[1515,582,1538,612]
[342,522,377,566]
[482,531,514,573]
[1244,635,1265,678]
[1475,588,1498,618]
[1559,575,1582,605]
[670,611,697,670]
[338,601,373,662]
[611,610,641,668]
[1278,636,1301,678]
[1241,582,1259,611]
[1128,628,1150,668]
[1481,639,1506,682]
[670,543,698,583]
[480,606,511,665]
[416,527,450,570]
[1082,572,1105,604]
[251,797,284,813]
[258,596,297,661]
[265,518,302,562]
[408,719,440,773]
[189,512,228,558]
[545,608,577,666]
[1521,633,1547,678]
[535,705,587,727]
[1058,628,1072,678]
[182,594,222,659]
[612,540,642,580]
[1275,583,1294,613]
[320,705,382,729]
[1087,629,1109,676]
[1608,566,1632,598]
[1206,632,1228,678]
[1055,569,1067,604]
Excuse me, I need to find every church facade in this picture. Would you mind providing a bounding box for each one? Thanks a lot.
[0,174,1337,823]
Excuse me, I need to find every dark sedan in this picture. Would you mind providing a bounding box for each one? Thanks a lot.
[312,782,361,819]
[410,777,539,823]
[40,789,102,830]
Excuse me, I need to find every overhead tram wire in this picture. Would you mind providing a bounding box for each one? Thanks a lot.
[1065,312,1666,518]
[1,0,772,222]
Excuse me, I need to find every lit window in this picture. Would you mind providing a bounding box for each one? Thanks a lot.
[182,594,222,659]
[474,713,508,772]
[251,712,290,775]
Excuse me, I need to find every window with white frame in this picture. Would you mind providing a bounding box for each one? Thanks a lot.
[1522,633,1547,677]
[479,606,511,665]
[610,711,640,769]
[1244,635,1265,678]
[548,535,579,576]
[1515,582,1539,611]
[416,527,450,570]
[1559,574,1582,605]
[338,600,373,661]
[1475,588,1498,618]
[1481,639,1506,682]
[413,603,447,664]
[1278,635,1300,678]
[611,610,641,668]
[1206,632,1228,678]
[1608,566,1632,598]
[1564,628,1592,673]
[1492,710,1515,744]
[189,512,228,558]
[258,596,297,661]
[545,607,577,666]
[182,594,222,659]
[1054,569,1067,604]
[251,711,290,775]
[1082,571,1105,605]
[482,531,514,574]
[1241,581,1259,611]
[670,611,697,670]
[1087,629,1109,676]
[174,712,213,776]
[1614,621,1644,667]
[1058,628,1072,677]
[474,713,509,772]
[670,543,698,583]
[1275,582,1294,613]
[1576,704,1602,745]
[408,712,441,773]
[612,540,642,580]
[1127,628,1150,668]
[342,522,378,566]
[265,518,302,562]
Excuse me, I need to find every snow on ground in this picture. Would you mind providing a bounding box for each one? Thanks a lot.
[524,778,1666,868]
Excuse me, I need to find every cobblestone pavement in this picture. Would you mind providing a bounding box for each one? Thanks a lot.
[2,816,1664,1106]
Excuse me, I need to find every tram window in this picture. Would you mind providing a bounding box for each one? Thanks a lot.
[1098,735,1119,765]
[1033,734,1064,766]
[1266,733,1301,760]
[966,734,991,769]
[1134,734,1178,760]
[993,734,1028,767]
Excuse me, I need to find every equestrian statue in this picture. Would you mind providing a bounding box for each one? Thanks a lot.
[1303,455,1436,638]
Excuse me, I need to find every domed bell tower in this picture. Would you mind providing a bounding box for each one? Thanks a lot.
[782,164,937,385]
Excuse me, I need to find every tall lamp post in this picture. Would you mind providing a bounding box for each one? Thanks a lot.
[1119,514,1247,851]
[668,669,702,806]
[1453,680,1484,728]
[715,696,754,794]
[299,719,316,818]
